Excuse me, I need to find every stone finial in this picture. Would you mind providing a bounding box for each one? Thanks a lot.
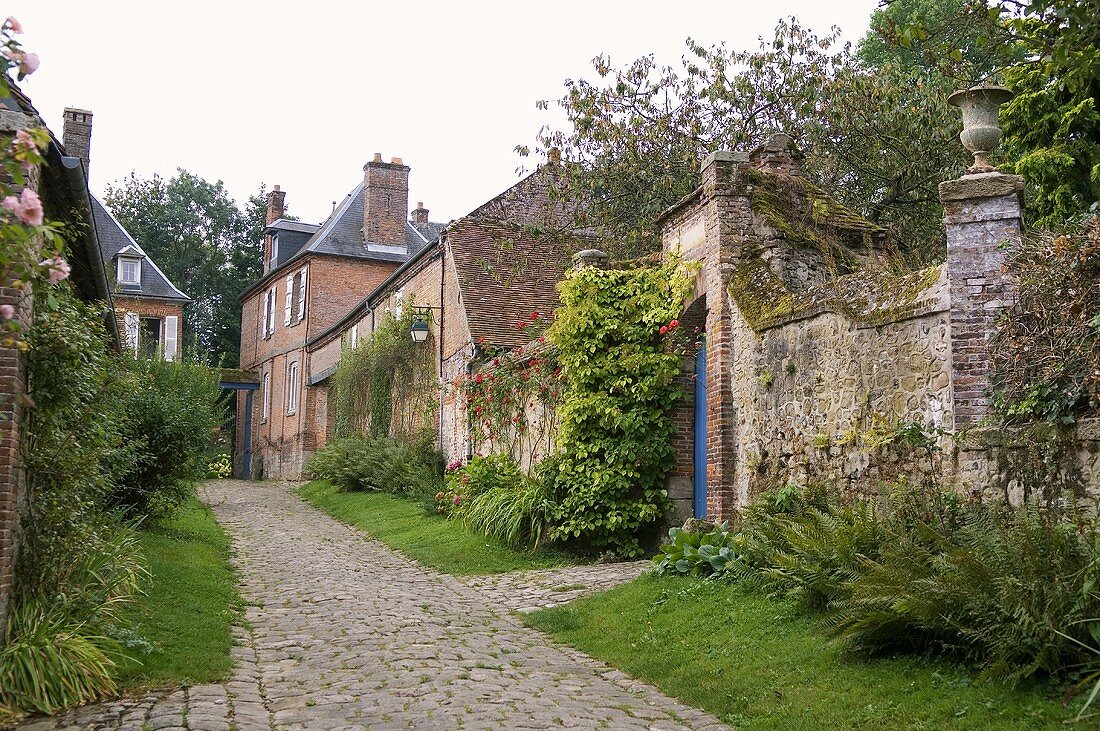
[572,249,609,269]
[749,133,804,177]
[948,85,1013,175]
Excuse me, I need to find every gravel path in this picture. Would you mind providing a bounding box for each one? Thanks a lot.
[17,480,726,730]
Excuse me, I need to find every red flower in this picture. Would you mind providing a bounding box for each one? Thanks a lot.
[477,337,485,344]
[531,311,539,320]
[670,319,680,328]
[517,321,527,329]
[475,373,483,384]
[659,325,668,335]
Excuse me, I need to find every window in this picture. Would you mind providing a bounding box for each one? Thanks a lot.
[118,257,140,286]
[349,323,358,349]
[139,317,162,358]
[263,286,277,338]
[286,269,307,326]
[395,287,405,319]
[271,234,279,265]
[261,371,270,421]
[287,361,299,414]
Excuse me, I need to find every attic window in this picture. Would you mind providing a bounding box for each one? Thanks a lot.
[118,256,141,286]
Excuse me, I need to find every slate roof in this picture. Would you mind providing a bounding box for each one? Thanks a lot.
[448,218,589,350]
[90,195,191,303]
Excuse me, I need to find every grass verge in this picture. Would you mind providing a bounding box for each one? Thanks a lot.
[114,494,240,689]
[526,574,1072,730]
[296,480,572,575]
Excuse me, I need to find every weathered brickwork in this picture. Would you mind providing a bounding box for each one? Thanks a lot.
[0,285,28,643]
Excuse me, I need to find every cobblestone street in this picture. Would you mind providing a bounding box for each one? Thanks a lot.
[19,481,726,731]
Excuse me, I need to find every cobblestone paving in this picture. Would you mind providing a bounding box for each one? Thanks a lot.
[18,480,727,730]
[457,560,651,613]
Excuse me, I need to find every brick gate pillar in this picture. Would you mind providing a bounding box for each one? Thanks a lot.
[939,172,1024,428]
[699,151,754,520]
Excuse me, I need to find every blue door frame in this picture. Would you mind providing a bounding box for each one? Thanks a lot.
[693,339,707,518]
[219,381,259,480]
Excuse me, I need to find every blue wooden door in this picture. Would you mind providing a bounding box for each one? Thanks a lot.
[693,339,707,517]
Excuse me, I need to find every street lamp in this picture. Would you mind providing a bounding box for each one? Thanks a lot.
[410,316,430,343]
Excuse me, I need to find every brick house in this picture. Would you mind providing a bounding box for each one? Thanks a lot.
[305,163,591,467]
[61,108,190,358]
[0,90,115,641]
[236,156,443,479]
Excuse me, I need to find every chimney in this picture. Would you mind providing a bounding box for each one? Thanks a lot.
[363,154,410,246]
[266,184,286,225]
[62,107,93,180]
[412,201,429,226]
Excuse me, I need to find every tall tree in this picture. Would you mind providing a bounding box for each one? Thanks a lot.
[104,170,265,365]
[520,17,967,264]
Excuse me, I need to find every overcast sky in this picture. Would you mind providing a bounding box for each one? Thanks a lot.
[13,0,878,225]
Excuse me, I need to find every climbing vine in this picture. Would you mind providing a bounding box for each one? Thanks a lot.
[332,308,437,440]
[547,258,697,557]
[455,312,564,468]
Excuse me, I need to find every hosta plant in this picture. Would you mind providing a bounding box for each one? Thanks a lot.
[654,522,740,577]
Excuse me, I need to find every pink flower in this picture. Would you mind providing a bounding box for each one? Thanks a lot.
[18,51,38,75]
[12,129,35,152]
[40,256,70,284]
[452,494,462,505]
[4,188,43,226]
[5,16,22,33]
[659,325,668,335]
[670,319,680,328]
[0,304,13,320]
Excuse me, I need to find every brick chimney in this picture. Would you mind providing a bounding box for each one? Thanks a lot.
[62,107,93,180]
[266,185,286,225]
[363,154,410,246]
[412,201,429,226]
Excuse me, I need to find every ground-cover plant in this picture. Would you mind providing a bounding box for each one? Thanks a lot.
[297,480,571,575]
[526,574,1074,728]
[548,258,697,557]
[305,434,442,501]
[114,495,240,689]
[653,522,739,577]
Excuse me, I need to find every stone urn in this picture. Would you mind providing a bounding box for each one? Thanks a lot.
[948,85,1014,174]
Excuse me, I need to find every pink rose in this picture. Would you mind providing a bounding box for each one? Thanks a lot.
[12,129,35,152]
[3,188,43,226]
[452,495,462,506]
[5,16,21,33]
[40,256,70,285]
[0,304,13,320]
[19,51,37,75]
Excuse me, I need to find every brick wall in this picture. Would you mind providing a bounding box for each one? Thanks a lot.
[363,156,410,247]
[113,297,185,355]
[0,285,28,643]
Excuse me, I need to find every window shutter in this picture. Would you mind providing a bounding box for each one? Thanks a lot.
[260,292,268,339]
[296,270,307,322]
[284,277,293,326]
[350,324,358,349]
[124,312,139,352]
[163,316,178,361]
[267,287,277,335]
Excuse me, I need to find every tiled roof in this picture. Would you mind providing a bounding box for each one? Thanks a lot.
[90,196,191,303]
[448,218,589,350]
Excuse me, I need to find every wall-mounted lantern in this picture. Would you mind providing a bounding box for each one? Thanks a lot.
[410,316,430,343]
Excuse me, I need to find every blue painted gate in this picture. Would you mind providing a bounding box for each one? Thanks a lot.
[693,339,707,517]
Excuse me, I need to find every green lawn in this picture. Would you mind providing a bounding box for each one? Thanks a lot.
[114,495,241,689]
[526,574,1075,730]
[297,480,573,574]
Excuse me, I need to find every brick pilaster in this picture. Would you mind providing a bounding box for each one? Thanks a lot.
[939,172,1024,428]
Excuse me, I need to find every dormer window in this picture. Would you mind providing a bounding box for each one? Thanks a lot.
[271,234,280,265]
[118,256,141,286]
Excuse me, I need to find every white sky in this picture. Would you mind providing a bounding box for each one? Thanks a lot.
[12,0,878,226]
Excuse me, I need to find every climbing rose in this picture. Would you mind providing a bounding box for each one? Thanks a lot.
[12,129,35,152]
[659,325,668,335]
[475,373,483,384]
[20,52,37,74]
[0,304,13,319]
[41,256,70,284]
[5,16,22,32]
[670,319,680,328]
[530,311,539,320]
[4,188,43,226]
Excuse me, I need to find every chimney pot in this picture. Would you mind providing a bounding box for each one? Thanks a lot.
[373,153,383,162]
[274,184,281,192]
[412,201,429,226]
[391,157,403,165]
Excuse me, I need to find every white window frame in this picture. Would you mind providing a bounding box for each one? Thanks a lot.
[261,371,270,422]
[287,361,299,415]
[349,323,358,349]
[271,234,279,265]
[395,287,405,319]
[163,315,178,361]
[264,286,277,338]
[118,256,141,286]
[284,276,293,326]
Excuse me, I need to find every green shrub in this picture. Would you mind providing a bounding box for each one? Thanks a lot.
[305,434,442,499]
[445,454,554,548]
[110,355,222,520]
[653,522,739,577]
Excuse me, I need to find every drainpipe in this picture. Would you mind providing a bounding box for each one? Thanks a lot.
[437,235,446,453]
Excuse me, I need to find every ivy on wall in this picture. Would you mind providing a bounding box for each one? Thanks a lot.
[547,258,697,557]
[332,308,438,440]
